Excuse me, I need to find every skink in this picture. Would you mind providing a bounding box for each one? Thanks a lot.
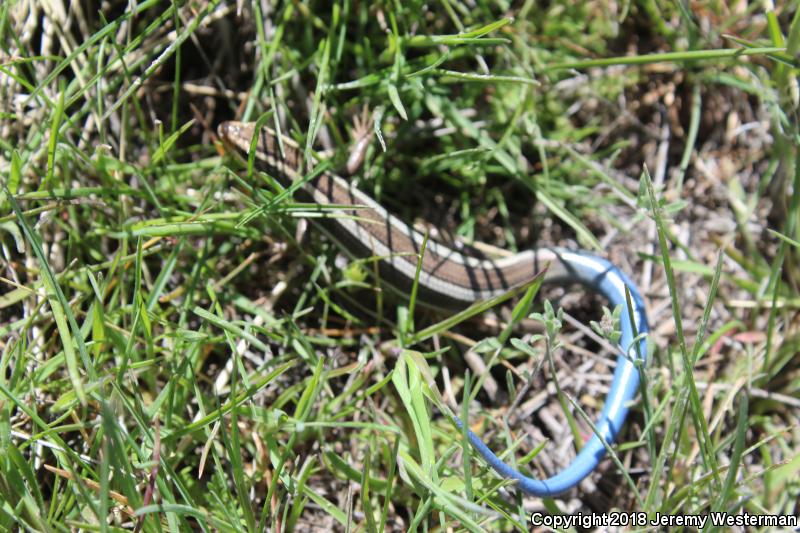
[218,120,649,497]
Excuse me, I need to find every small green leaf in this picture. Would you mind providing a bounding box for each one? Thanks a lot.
[387,83,407,120]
